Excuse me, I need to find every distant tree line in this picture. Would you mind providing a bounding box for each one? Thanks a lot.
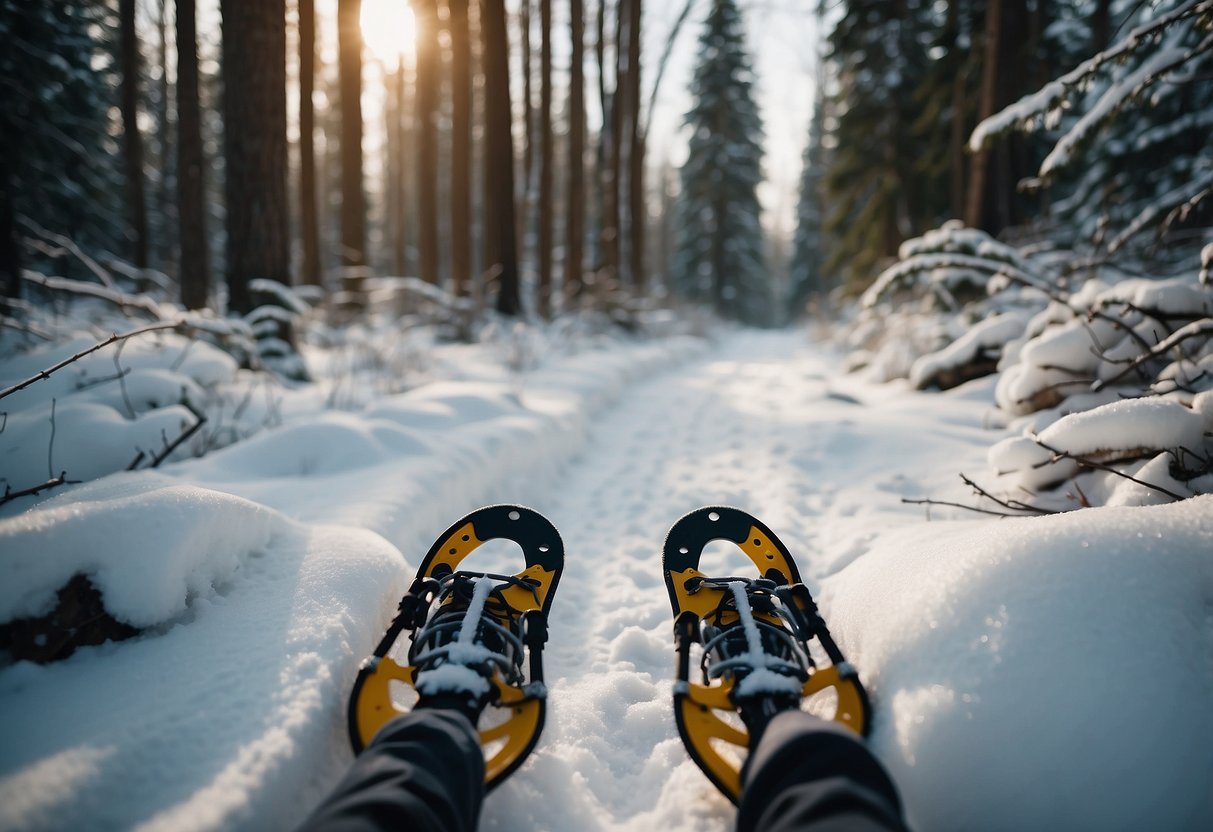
[789,0,1212,309]
[0,0,656,327]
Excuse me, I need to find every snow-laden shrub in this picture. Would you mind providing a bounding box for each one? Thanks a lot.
[850,223,1213,511]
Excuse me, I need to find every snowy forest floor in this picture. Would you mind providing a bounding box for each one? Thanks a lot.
[2,327,1210,831]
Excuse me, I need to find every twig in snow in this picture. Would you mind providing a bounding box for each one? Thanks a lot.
[128,399,208,470]
[959,473,1054,514]
[47,398,58,480]
[901,497,1041,518]
[114,340,137,419]
[1092,319,1213,392]
[1030,436,1188,500]
[0,321,181,402]
[0,472,79,507]
[902,471,1058,518]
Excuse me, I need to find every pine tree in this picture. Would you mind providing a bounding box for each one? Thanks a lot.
[1,1,125,293]
[823,0,936,292]
[671,0,768,325]
[787,85,829,321]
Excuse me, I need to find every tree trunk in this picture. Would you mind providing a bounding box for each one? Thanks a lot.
[156,0,173,271]
[450,0,472,297]
[625,0,644,293]
[537,0,553,317]
[220,0,291,313]
[565,0,586,303]
[521,0,535,210]
[481,0,520,315]
[388,60,411,277]
[964,0,1000,231]
[0,155,19,308]
[338,0,366,271]
[299,0,322,285]
[947,0,966,221]
[177,0,210,310]
[120,0,149,269]
[415,0,440,284]
[603,0,624,286]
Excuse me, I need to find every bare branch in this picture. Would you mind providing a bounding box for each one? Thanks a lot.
[0,472,79,507]
[901,497,1044,518]
[147,400,208,469]
[20,270,163,319]
[0,321,182,402]
[1092,318,1213,392]
[17,216,117,289]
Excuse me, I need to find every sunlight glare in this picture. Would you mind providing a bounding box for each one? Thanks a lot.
[360,0,417,65]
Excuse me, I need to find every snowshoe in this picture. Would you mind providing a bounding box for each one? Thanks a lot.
[348,505,564,789]
[663,506,869,804]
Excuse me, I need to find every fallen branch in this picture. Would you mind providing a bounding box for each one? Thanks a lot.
[0,321,182,402]
[1030,436,1188,501]
[20,270,163,319]
[18,216,117,289]
[149,400,207,468]
[901,497,1041,518]
[1092,318,1213,392]
[0,472,79,507]
[901,471,1059,518]
[959,473,1054,514]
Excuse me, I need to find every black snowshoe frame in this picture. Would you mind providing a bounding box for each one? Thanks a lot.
[663,506,870,804]
[348,505,564,789]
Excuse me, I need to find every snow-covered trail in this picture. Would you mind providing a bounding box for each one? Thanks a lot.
[478,329,996,831]
[6,328,1210,832]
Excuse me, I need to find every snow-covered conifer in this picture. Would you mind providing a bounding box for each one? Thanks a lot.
[671,0,769,326]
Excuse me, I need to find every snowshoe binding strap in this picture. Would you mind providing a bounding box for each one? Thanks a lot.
[349,505,563,789]
[663,506,870,804]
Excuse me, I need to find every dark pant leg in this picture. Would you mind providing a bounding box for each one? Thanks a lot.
[298,709,485,832]
[737,711,909,832]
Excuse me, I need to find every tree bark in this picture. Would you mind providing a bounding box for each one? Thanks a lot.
[299,0,322,284]
[338,0,366,270]
[603,0,624,286]
[451,0,472,297]
[120,0,149,269]
[415,0,441,284]
[965,0,1000,231]
[625,0,644,292]
[521,0,535,210]
[537,0,553,317]
[177,0,210,309]
[565,0,586,303]
[388,60,411,277]
[481,0,520,315]
[220,0,291,313]
[0,155,19,307]
[946,0,966,221]
[156,0,173,271]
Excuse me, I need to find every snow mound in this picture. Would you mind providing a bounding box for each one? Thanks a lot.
[0,474,278,628]
[0,507,406,831]
[825,497,1213,831]
[1036,396,1205,459]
